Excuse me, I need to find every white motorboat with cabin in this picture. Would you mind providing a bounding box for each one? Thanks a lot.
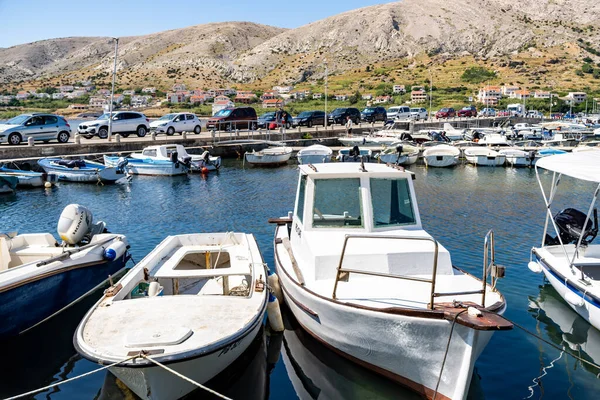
[270,163,512,400]
[464,148,506,167]
[422,144,461,168]
[477,133,510,147]
[498,148,538,167]
[376,142,419,165]
[0,204,129,339]
[75,232,268,400]
[297,144,333,165]
[244,146,293,166]
[528,151,600,332]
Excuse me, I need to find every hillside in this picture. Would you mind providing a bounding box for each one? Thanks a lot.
[1,0,600,92]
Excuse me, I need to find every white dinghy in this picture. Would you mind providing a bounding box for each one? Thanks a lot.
[270,162,512,400]
[423,144,460,168]
[376,142,419,165]
[75,232,268,400]
[498,148,538,167]
[297,144,333,165]
[528,151,600,332]
[245,146,293,166]
[464,148,506,167]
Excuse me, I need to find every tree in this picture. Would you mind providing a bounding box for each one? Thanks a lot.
[349,90,361,104]
[122,96,132,106]
[582,63,594,74]
[460,67,496,84]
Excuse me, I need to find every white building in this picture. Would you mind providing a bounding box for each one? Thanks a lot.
[502,86,520,97]
[534,91,551,99]
[334,94,348,101]
[273,85,294,94]
[122,90,136,96]
[362,94,373,100]
[89,96,108,108]
[312,93,322,100]
[52,92,65,100]
[34,93,50,99]
[477,86,502,103]
[393,85,406,94]
[566,92,587,104]
[172,83,186,91]
[512,90,531,100]
[60,85,74,93]
[212,99,234,115]
[16,91,30,100]
[142,87,156,94]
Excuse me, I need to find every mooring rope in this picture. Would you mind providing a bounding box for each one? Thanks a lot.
[140,354,233,400]
[432,309,468,400]
[3,354,139,400]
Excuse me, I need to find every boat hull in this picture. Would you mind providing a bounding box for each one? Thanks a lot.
[533,252,600,331]
[104,156,188,176]
[108,315,263,400]
[465,155,506,167]
[275,251,497,400]
[0,256,127,339]
[244,152,292,166]
[378,153,418,165]
[297,154,332,165]
[38,159,124,183]
[424,155,458,168]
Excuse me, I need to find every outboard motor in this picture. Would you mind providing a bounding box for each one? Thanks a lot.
[116,157,128,174]
[170,151,180,168]
[180,156,192,168]
[396,145,404,155]
[351,145,360,162]
[57,204,93,245]
[546,208,598,246]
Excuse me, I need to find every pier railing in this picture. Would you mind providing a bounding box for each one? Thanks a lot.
[331,232,502,309]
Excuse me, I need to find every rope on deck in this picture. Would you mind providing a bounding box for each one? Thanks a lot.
[4,354,139,400]
[140,354,233,400]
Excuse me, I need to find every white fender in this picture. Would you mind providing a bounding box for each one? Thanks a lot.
[267,293,284,332]
[528,261,542,273]
[103,240,128,261]
[565,291,585,307]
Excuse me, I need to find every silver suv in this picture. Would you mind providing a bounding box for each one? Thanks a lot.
[0,113,72,145]
[77,111,150,139]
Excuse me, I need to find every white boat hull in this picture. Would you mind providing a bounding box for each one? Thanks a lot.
[276,256,497,400]
[465,155,506,167]
[245,152,292,166]
[109,321,262,400]
[378,153,418,165]
[424,155,458,168]
[505,156,537,167]
[297,154,332,165]
[104,156,187,176]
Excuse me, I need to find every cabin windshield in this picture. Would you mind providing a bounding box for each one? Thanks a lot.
[312,178,362,228]
[370,178,416,227]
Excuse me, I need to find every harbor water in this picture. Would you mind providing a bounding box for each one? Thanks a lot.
[0,160,598,399]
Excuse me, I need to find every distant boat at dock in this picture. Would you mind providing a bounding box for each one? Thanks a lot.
[38,158,129,183]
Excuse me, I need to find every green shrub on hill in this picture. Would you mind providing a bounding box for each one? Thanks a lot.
[460,67,496,84]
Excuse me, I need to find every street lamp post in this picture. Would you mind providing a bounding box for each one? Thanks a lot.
[428,70,433,121]
[108,37,119,140]
[324,59,328,129]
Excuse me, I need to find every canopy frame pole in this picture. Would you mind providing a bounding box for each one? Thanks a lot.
[571,184,600,270]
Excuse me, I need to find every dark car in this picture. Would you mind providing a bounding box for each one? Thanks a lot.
[206,107,258,131]
[360,107,387,122]
[435,108,456,119]
[293,110,326,128]
[457,106,477,118]
[257,112,276,129]
[328,108,361,125]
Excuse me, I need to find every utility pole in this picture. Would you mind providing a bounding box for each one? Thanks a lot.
[324,59,328,129]
[108,37,119,140]
[428,69,433,121]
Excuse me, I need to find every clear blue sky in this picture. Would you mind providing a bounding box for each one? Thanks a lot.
[0,0,396,48]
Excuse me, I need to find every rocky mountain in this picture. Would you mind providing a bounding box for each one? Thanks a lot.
[1,0,599,89]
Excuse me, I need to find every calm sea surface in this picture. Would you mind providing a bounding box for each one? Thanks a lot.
[0,160,598,399]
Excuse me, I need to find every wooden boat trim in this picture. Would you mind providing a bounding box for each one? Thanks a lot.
[291,309,451,400]
[274,225,511,330]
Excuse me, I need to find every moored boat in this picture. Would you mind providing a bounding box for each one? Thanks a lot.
[0,204,129,339]
[0,174,18,194]
[498,148,538,167]
[336,146,372,162]
[104,144,196,176]
[422,144,460,167]
[38,158,128,183]
[376,142,419,165]
[464,148,506,166]
[528,151,600,332]
[270,163,512,399]
[244,146,293,166]
[74,232,268,400]
[0,166,56,187]
[297,144,333,165]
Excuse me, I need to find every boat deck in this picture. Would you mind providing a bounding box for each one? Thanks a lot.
[82,295,263,361]
[310,273,501,309]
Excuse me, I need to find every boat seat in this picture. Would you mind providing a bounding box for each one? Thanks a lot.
[0,237,10,271]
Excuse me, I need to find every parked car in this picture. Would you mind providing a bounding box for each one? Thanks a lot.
[257,112,276,129]
[387,106,411,120]
[360,107,387,122]
[409,107,428,121]
[328,108,361,125]
[478,108,497,117]
[77,111,150,139]
[267,112,293,130]
[206,107,258,131]
[293,110,325,127]
[435,108,456,119]
[0,113,72,145]
[150,113,203,135]
[457,106,477,118]
[526,110,544,119]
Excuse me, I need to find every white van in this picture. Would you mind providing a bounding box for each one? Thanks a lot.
[387,106,411,120]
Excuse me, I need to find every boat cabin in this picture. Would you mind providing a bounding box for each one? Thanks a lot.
[289,163,454,283]
[138,144,190,160]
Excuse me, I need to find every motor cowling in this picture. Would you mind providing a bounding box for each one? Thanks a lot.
[57,204,93,245]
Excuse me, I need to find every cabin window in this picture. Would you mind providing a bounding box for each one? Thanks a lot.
[143,149,157,157]
[312,178,362,228]
[295,175,307,224]
[370,178,416,227]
